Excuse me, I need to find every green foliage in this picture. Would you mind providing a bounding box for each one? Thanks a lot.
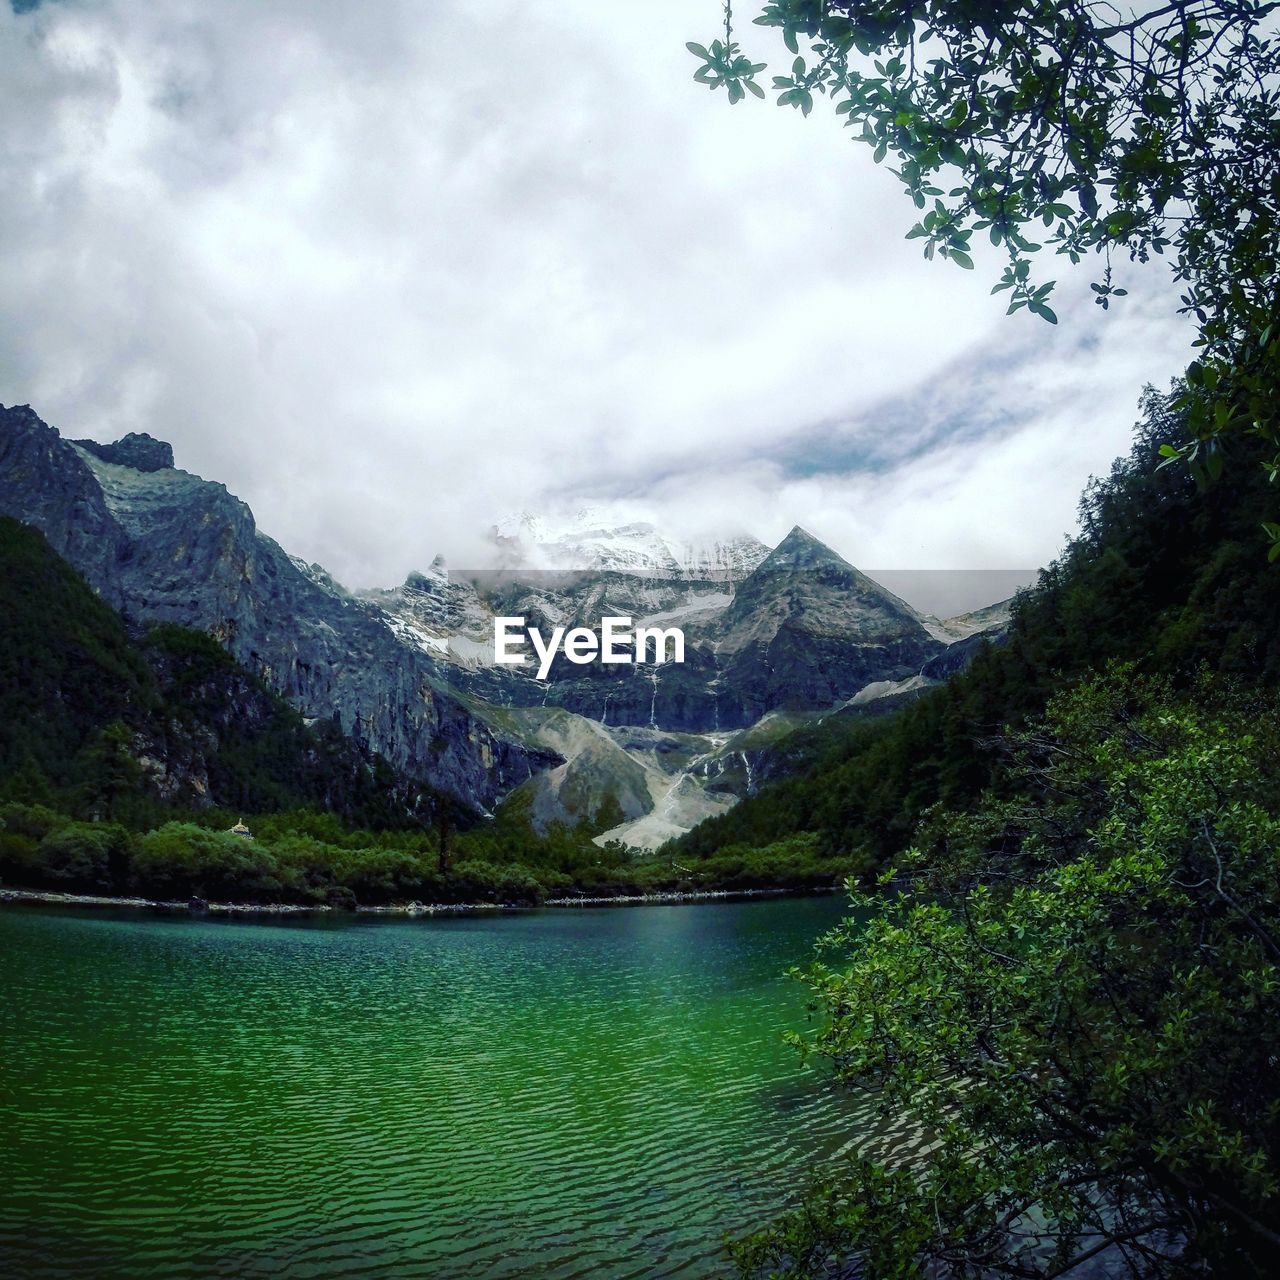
[0,516,156,785]
[690,1,1280,468]
[0,792,844,906]
[0,513,943,906]
[76,721,144,822]
[133,823,288,901]
[37,822,132,893]
[0,801,68,842]
[734,671,1280,1276]
[450,860,546,907]
[0,805,131,893]
[0,758,57,807]
[680,833,858,890]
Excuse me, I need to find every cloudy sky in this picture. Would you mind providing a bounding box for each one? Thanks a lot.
[1,0,1196,593]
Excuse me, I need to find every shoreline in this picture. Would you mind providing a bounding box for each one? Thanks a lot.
[0,884,833,917]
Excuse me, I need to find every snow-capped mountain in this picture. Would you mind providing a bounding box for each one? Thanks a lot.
[346,521,1016,846]
[353,516,772,676]
[490,510,769,581]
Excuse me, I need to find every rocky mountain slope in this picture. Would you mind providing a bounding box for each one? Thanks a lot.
[352,526,1005,845]
[0,405,551,813]
[362,527,952,733]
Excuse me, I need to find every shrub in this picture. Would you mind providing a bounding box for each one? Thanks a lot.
[36,822,132,892]
[133,822,291,901]
[0,801,70,842]
[0,830,41,885]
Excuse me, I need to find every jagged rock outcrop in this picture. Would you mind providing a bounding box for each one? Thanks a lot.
[73,432,175,472]
[0,404,132,609]
[0,405,553,811]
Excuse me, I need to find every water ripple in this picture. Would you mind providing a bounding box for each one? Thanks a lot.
[1,898,900,1279]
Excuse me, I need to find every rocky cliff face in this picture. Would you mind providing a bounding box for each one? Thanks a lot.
[74,432,175,472]
[0,404,133,610]
[0,405,551,812]
[0,513,450,825]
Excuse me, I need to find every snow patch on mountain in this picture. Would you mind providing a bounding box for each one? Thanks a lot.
[919,597,1015,643]
[847,673,932,706]
[634,592,734,628]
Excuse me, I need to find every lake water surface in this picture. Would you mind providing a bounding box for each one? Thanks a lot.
[1,895,877,1278]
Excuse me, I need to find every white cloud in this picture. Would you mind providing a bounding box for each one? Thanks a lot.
[0,0,1196,591]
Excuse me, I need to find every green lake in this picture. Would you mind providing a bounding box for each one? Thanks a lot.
[1,895,886,1278]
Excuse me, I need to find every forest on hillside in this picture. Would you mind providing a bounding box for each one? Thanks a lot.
[675,388,1280,874]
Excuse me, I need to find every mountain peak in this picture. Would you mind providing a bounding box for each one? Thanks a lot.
[781,524,823,547]
[403,555,448,592]
[759,525,852,572]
